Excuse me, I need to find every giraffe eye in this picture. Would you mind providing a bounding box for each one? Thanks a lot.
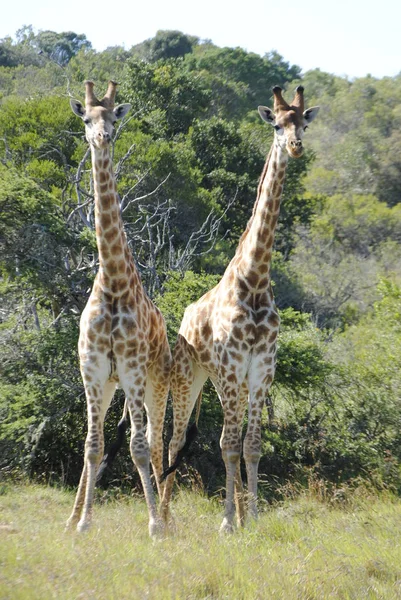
[83,118,90,125]
[274,125,282,131]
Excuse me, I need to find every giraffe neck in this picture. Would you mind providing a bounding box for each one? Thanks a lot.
[91,146,135,293]
[233,140,288,289]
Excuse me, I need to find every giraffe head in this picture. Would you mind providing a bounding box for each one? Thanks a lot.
[258,86,319,158]
[70,81,131,149]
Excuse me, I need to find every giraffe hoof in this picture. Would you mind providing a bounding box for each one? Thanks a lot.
[77,519,92,533]
[219,518,235,535]
[65,519,73,532]
[149,518,165,539]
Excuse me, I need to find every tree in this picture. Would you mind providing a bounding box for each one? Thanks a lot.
[132,30,197,62]
[186,45,301,109]
[121,59,211,137]
[34,30,92,66]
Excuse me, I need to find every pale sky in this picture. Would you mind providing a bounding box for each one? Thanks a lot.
[1,0,400,79]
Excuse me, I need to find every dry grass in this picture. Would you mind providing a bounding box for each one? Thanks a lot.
[1,483,401,599]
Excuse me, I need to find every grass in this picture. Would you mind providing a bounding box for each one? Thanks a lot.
[1,483,401,599]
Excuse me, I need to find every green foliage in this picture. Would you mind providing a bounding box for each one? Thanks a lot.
[132,30,197,62]
[0,318,82,476]
[0,95,79,187]
[185,46,301,109]
[288,194,401,327]
[155,270,220,345]
[33,30,91,66]
[121,59,211,137]
[0,26,91,68]
[276,308,333,389]
[67,46,128,87]
[300,70,401,207]
[0,166,71,289]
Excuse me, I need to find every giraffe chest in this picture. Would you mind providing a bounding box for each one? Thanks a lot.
[79,291,158,363]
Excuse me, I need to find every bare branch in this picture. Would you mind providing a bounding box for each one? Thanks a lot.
[120,172,171,213]
[69,146,91,227]
[173,190,237,272]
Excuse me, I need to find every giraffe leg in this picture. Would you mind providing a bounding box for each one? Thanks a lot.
[244,373,273,521]
[234,385,247,528]
[219,417,242,534]
[234,464,245,528]
[211,376,244,534]
[65,463,87,531]
[66,376,116,532]
[119,369,163,538]
[160,364,207,527]
[144,373,169,500]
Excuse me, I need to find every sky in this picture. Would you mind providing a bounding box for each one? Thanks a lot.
[1,0,400,79]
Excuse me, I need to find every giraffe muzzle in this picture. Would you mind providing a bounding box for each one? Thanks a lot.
[288,139,303,158]
[99,132,111,142]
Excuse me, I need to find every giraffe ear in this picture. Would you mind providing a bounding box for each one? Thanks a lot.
[70,99,85,118]
[114,103,131,120]
[303,106,320,123]
[258,106,276,125]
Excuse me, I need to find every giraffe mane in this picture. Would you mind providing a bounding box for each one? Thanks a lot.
[235,145,274,251]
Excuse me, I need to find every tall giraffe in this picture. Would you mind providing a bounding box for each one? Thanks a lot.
[161,86,319,533]
[66,81,171,537]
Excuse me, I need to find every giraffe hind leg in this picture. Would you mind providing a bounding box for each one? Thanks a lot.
[160,365,207,526]
[144,372,169,500]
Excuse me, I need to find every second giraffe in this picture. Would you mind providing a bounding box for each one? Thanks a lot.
[161,86,320,533]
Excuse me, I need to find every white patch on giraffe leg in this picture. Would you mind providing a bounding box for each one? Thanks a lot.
[219,516,235,534]
[220,449,239,534]
[149,516,166,539]
[76,518,92,533]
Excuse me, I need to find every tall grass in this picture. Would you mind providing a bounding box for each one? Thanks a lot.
[1,483,401,599]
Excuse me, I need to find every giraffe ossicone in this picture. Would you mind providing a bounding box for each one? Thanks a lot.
[66,81,171,538]
[160,85,319,533]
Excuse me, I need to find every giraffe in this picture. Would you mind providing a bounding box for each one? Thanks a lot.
[66,81,171,537]
[160,86,319,533]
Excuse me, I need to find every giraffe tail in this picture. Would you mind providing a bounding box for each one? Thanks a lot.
[159,388,202,482]
[96,400,128,482]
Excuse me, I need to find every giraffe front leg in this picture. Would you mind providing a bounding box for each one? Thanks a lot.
[66,372,115,533]
[234,463,245,528]
[234,386,248,528]
[65,463,87,531]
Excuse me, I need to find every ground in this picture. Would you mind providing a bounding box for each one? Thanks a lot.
[1,483,401,599]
